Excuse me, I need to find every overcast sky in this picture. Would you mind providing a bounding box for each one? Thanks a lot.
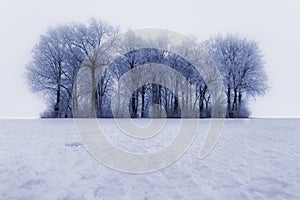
[0,0,299,118]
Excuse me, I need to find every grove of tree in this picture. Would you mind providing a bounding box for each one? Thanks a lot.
[26,19,267,118]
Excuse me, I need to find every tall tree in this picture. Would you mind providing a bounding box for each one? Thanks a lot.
[26,26,68,117]
[26,19,118,118]
[203,35,268,117]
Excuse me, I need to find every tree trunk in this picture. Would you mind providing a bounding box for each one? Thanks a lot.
[91,64,96,117]
[54,63,62,118]
[227,86,232,117]
[233,88,238,117]
[174,79,179,117]
[131,93,137,118]
[238,92,242,110]
[141,86,146,117]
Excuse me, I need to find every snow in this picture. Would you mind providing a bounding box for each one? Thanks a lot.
[0,119,300,200]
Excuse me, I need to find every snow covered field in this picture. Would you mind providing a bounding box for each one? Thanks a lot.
[0,119,299,200]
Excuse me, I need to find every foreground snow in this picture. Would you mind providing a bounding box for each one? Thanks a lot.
[0,119,299,200]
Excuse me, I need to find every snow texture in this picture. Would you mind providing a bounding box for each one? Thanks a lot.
[0,119,299,200]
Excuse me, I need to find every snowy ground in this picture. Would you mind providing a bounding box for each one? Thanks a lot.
[0,119,299,200]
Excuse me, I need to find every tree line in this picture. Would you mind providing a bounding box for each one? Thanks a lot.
[26,19,267,118]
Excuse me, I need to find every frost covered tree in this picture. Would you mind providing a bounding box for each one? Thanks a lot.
[173,39,212,117]
[72,20,119,117]
[26,26,69,118]
[26,19,118,118]
[117,30,145,117]
[203,35,268,117]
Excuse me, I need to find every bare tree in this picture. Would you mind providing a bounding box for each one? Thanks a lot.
[26,19,119,118]
[26,26,69,117]
[203,35,268,117]
[72,19,119,117]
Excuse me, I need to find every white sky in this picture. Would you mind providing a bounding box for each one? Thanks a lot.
[0,0,299,118]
